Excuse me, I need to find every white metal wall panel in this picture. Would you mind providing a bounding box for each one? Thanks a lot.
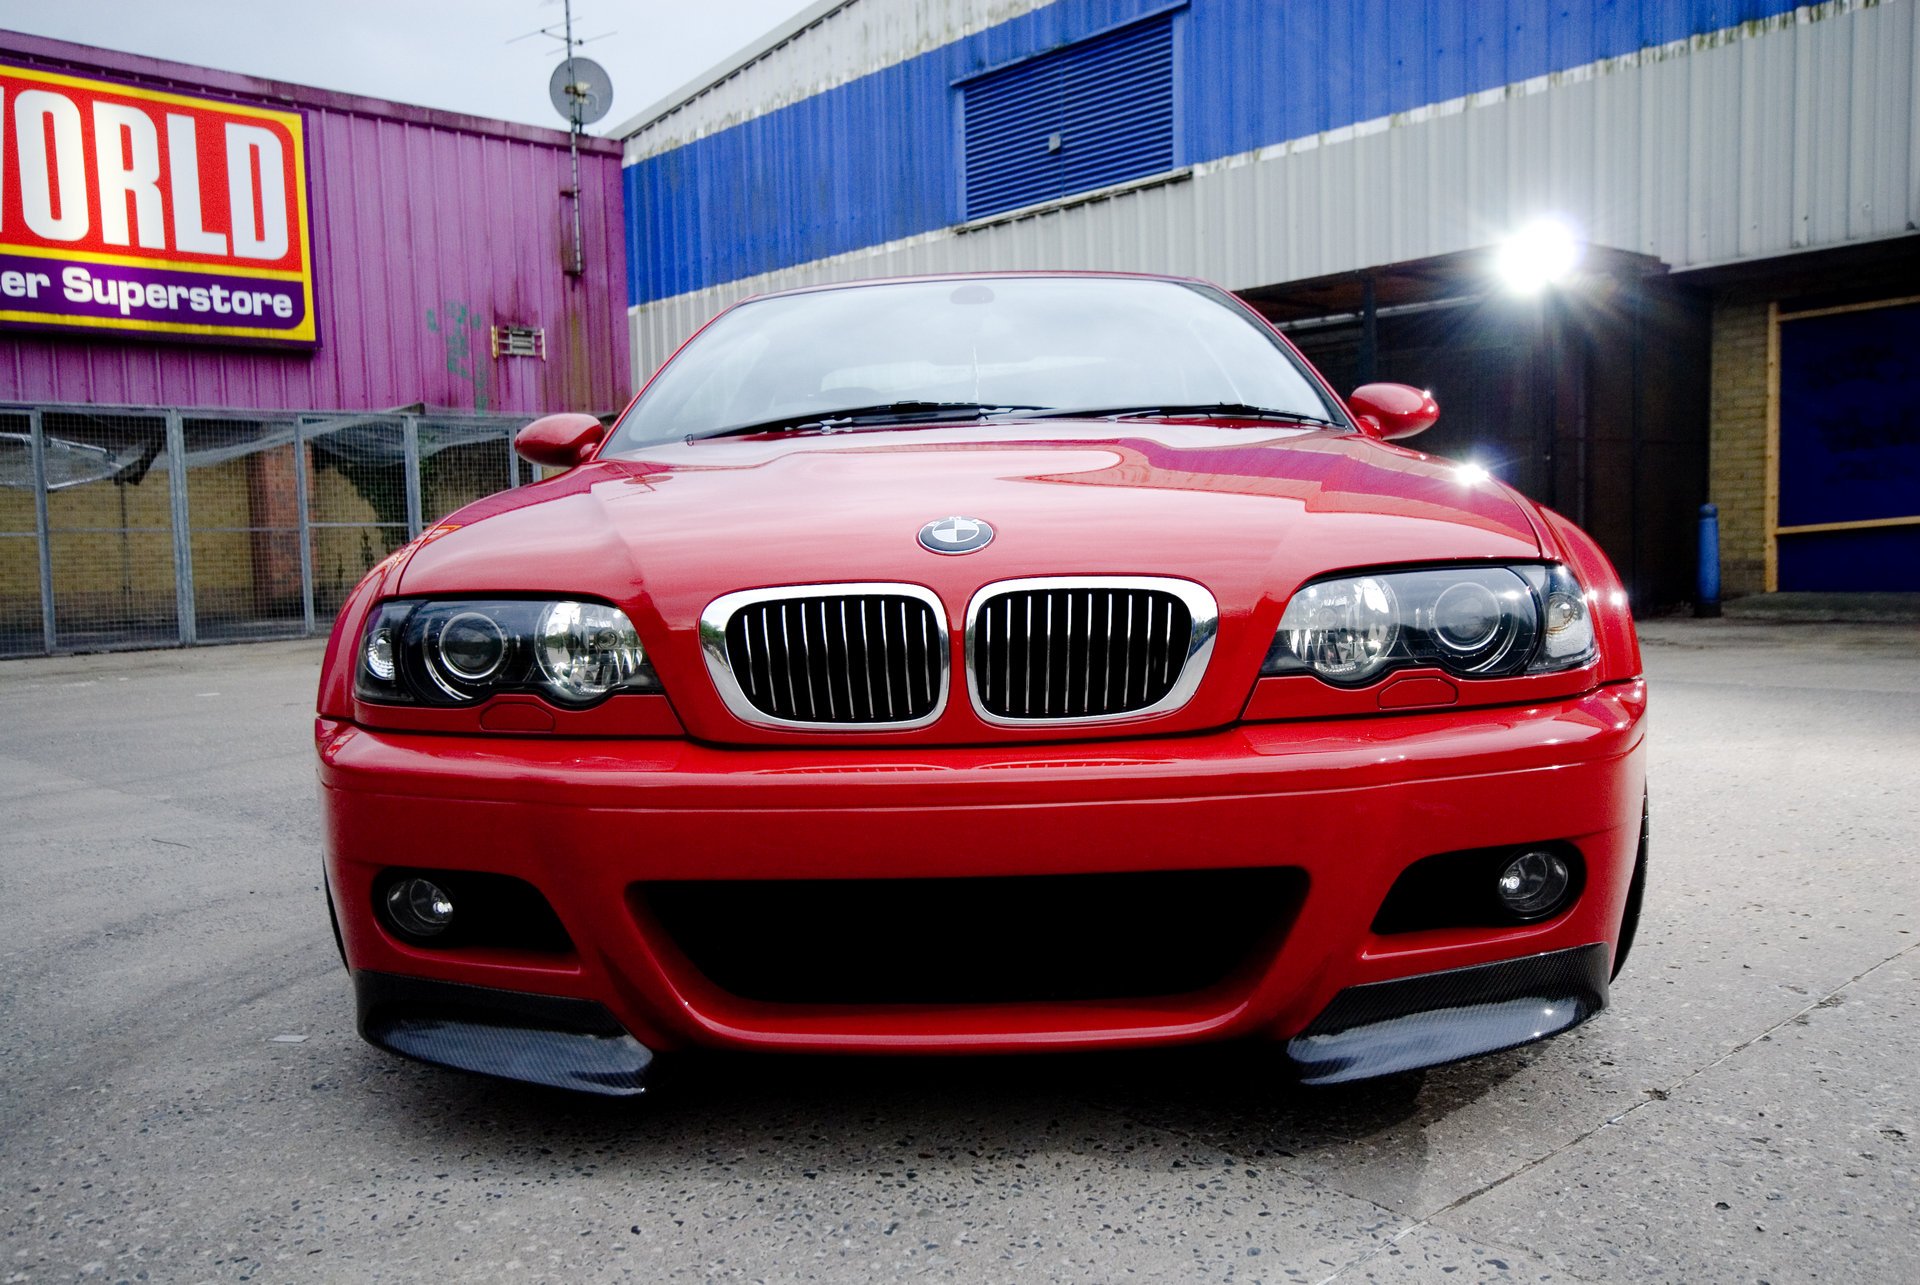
[630,1,1918,382]
[620,0,1057,162]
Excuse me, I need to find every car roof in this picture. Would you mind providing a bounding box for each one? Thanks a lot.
[741,269,1221,305]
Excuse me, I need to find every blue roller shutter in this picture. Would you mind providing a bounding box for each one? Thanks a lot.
[961,13,1177,221]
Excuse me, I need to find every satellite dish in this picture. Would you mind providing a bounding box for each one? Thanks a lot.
[549,57,613,126]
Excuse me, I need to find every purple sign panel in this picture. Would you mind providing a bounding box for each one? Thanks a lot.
[1,252,309,336]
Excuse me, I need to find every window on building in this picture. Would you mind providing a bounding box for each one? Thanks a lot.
[959,12,1178,222]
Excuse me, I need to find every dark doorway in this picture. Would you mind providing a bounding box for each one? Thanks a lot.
[1247,255,1710,613]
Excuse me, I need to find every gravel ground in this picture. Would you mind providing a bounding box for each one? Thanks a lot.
[1,617,1915,1283]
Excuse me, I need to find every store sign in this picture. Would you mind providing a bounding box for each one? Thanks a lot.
[0,63,316,346]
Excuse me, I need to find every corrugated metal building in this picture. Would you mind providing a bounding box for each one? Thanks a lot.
[0,32,629,655]
[618,0,1920,607]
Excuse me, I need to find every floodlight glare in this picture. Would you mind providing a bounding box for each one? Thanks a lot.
[1495,219,1581,295]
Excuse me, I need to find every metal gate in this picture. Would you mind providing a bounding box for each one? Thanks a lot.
[0,404,539,657]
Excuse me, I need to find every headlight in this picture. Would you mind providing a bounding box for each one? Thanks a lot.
[1271,575,1402,685]
[537,600,651,702]
[356,598,660,707]
[1263,564,1595,685]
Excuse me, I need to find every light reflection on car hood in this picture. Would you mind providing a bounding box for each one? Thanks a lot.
[397,421,1544,615]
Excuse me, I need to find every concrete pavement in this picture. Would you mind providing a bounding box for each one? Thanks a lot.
[1,618,1915,1282]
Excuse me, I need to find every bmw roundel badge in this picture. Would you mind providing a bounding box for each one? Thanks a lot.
[918,515,994,555]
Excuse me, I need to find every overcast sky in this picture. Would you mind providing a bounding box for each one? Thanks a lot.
[0,0,819,132]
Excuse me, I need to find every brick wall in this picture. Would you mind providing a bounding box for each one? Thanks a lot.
[1708,300,1771,597]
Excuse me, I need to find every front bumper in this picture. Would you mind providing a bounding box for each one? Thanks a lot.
[320,680,1645,1082]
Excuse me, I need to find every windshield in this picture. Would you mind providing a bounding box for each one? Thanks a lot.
[604,277,1347,449]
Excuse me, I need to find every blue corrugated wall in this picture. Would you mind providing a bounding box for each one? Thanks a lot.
[626,0,1807,306]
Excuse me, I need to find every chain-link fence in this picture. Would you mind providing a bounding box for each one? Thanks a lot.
[0,404,536,657]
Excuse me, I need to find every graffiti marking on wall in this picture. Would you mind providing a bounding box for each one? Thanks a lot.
[426,301,490,410]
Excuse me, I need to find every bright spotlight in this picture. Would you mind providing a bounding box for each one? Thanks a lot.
[1495,219,1581,295]
[1455,462,1492,485]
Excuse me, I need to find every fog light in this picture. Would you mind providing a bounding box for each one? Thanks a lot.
[1495,851,1572,919]
[386,877,455,938]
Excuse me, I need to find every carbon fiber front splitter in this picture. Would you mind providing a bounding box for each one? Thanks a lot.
[1286,944,1611,1085]
[355,945,1607,1096]
[354,971,652,1096]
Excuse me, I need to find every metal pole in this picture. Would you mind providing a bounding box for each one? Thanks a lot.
[567,130,586,278]
[1567,292,1588,530]
[506,424,521,488]
[1357,275,1378,385]
[165,410,197,645]
[564,0,586,277]
[295,419,315,636]
[1627,277,1645,611]
[403,415,423,538]
[27,408,55,654]
[1539,292,1559,512]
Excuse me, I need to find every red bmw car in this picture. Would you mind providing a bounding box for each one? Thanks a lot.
[316,272,1648,1096]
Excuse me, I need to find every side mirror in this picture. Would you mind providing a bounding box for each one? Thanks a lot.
[514,413,606,469]
[1347,383,1439,441]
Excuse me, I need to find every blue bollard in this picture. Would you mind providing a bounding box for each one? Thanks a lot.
[1696,503,1722,617]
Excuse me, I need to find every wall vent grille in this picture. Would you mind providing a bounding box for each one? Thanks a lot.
[961,14,1177,220]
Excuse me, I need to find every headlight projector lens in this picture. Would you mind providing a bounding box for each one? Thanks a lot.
[1431,580,1503,653]
[435,611,509,683]
[1495,850,1573,919]
[385,877,455,938]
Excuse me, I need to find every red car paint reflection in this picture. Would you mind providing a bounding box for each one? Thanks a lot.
[317,274,1646,1094]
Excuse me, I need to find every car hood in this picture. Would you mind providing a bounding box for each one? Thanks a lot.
[403,421,1540,598]
[396,421,1546,741]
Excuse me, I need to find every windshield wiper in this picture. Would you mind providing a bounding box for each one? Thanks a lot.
[688,401,1038,443]
[1029,402,1343,428]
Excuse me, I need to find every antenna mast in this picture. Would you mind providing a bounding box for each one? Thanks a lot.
[563,0,585,277]
[537,0,614,275]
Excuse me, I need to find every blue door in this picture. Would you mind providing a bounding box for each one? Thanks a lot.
[1775,300,1920,591]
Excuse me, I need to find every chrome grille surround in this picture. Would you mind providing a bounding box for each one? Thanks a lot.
[700,583,949,731]
[964,577,1219,726]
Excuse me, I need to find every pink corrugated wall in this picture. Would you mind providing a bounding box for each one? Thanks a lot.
[0,32,631,415]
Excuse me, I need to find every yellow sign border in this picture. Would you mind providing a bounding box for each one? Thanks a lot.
[0,61,317,345]
[0,241,307,283]
[0,306,314,344]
